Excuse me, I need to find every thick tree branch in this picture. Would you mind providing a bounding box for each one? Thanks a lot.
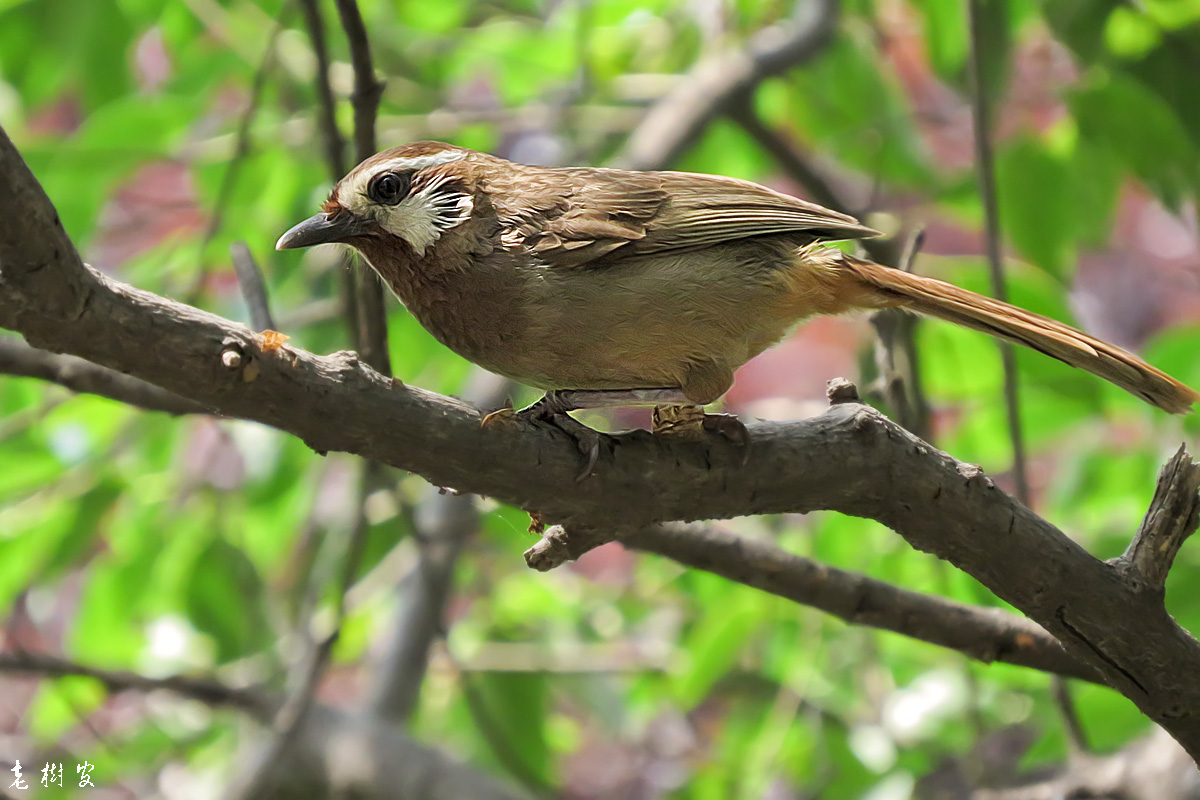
[5,125,1200,760]
[624,522,1104,684]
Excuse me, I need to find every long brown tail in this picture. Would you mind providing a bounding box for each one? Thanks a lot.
[838,254,1199,414]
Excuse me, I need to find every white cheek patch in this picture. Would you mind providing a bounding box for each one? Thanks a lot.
[377,182,475,255]
[335,150,472,255]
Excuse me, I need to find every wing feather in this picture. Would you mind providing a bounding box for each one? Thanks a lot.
[490,165,878,269]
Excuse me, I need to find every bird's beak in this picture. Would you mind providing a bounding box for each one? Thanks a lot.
[275,212,370,250]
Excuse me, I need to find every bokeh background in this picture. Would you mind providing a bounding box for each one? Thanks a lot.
[2,0,1200,797]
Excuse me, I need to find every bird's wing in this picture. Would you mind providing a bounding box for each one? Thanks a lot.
[495,167,878,269]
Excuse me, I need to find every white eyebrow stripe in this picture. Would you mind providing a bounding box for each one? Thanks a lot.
[335,150,467,208]
[373,151,468,172]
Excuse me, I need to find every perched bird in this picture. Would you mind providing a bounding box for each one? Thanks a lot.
[277,141,1197,449]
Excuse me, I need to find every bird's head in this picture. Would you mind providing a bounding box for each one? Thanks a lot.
[276,141,477,257]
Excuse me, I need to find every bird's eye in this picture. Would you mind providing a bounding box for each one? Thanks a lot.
[368,172,409,205]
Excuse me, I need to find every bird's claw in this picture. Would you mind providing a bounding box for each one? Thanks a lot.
[652,405,750,465]
[483,397,601,481]
[480,404,515,428]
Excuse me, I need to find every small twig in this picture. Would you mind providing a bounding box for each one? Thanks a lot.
[0,649,271,718]
[967,0,1029,507]
[1118,445,1200,590]
[188,9,288,301]
[0,337,208,416]
[726,101,900,268]
[730,103,849,218]
[727,102,932,438]
[1052,676,1090,754]
[296,0,347,181]
[331,0,391,377]
[870,229,933,440]
[296,0,360,359]
[229,242,276,331]
[331,0,384,163]
[615,0,839,171]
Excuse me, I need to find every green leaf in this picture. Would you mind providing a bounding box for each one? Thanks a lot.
[39,479,121,578]
[468,673,554,789]
[995,136,1075,278]
[1070,71,1199,208]
[919,0,969,78]
[675,583,764,707]
[184,535,270,663]
[28,676,106,744]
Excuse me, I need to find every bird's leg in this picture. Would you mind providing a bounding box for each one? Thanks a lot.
[481,389,687,482]
[482,388,749,479]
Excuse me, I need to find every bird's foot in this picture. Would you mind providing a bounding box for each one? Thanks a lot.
[479,399,515,428]
[652,404,750,462]
[484,391,601,482]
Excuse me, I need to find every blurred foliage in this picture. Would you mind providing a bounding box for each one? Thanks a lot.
[1,0,1200,797]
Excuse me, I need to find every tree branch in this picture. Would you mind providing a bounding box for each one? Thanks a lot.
[967,0,1029,505]
[230,241,276,331]
[0,649,271,718]
[614,0,839,171]
[1118,445,1200,590]
[624,522,1104,684]
[0,649,532,800]
[366,480,477,723]
[331,0,390,377]
[0,336,209,415]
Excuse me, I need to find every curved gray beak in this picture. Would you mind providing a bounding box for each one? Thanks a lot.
[275,212,370,250]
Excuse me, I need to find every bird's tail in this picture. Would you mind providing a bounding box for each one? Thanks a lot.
[837,253,1199,414]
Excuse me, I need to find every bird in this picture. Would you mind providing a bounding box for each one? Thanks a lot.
[277,141,1198,457]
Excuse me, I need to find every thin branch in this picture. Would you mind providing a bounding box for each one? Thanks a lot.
[869,229,934,440]
[229,242,276,331]
[0,650,272,719]
[729,103,856,224]
[1052,676,1091,754]
[967,0,1029,506]
[332,0,391,376]
[0,336,209,416]
[297,0,347,181]
[189,10,288,300]
[296,0,359,347]
[971,727,1199,800]
[624,522,1104,684]
[726,101,933,439]
[614,0,839,171]
[331,0,384,163]
[1118,445,1200,590]
[367,484,475,723]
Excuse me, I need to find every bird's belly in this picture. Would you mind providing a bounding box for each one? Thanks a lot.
[504,251,801,391]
